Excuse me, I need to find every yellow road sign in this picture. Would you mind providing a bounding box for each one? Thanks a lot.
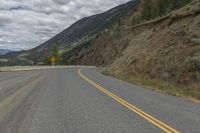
[50,56,57,65]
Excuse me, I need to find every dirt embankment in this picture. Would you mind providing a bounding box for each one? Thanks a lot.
[67,1,200,99]
[112,3,200,79]
[107,1,200,99]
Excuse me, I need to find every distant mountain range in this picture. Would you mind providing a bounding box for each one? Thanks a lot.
[0,49,13,55]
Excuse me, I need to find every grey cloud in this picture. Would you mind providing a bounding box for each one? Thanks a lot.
[0,13,13,26]
[0,0,130,50]
[53,0,71,5]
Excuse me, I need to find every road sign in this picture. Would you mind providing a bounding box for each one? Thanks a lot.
[50,56,57,65]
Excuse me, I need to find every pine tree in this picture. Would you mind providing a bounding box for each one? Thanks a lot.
[141,0,154,20]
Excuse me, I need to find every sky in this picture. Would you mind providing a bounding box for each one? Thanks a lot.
[0,0,130,51]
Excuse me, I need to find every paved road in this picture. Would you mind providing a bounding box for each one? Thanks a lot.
[0,67,199,133]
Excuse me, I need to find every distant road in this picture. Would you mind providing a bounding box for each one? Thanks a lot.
[0,67,199,133]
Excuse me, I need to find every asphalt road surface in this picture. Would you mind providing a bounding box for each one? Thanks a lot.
[0,67,199,133]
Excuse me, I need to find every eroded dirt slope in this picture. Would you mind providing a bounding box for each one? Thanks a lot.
[65,1,200,97]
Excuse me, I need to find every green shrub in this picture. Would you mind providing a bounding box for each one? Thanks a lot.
[184,56,200,72]
[141,0,192,21]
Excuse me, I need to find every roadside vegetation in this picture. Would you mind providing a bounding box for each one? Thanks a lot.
[132,0,192,25]
[43,47,60,65]
[102,70,200,102]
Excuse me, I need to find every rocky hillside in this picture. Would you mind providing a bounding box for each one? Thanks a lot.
[62,0,200,99]
[110,1,200,98]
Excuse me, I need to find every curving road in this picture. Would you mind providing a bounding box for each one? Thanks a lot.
[0,67,200,133]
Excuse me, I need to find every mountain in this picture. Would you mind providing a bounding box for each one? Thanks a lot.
[0,49,13,55]
[4,0,139,63]
[60,0,200,99]
[1,0,199,99]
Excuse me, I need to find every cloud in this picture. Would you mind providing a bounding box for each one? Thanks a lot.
[0,0,130,51]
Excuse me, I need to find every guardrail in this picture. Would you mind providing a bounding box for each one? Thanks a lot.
[0,66,95,72]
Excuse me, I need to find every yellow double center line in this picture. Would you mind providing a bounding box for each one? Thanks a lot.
[78,69,180,133]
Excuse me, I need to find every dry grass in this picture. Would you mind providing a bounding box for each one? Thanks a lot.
[102,70,200,102]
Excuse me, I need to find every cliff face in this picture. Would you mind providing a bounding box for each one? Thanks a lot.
[111,7,200,87]
[63,1,200,97]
